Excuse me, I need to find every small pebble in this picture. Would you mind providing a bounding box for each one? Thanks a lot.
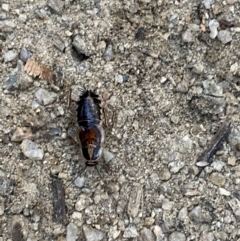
[72,211,82,220]
[18,14,27,23]
[140,227,155,241]
[169,161,185,173]
[57,106,64,115]
[204,0,211,9]
[83,225,105,241]
[219,187,231,196]
[35,88,57,105]
[71,85,84,102]
[104,44,114,61]
[115,74,124,84]
[0,106,11,117]
[123,224,139,238]
[0,197,4,215]
[182,29,193,43]
[209,19,219,39]
[2,4,9,12]
[228,156,236,166]
[66,223,78,241]
[20,48,32,62]
[203,77,223,97]
[72,35,91,56]
[144,217,155,226]
[129,3,139,13]
[74,177,85,188]
[211,160,225,172]
[77,62,91,72]
[4,50,18,62]
[75,194,91,211]
[11,127,34,142]
[20,139,44,160]
[103,149,114,163]
[178,207,188,221]
[209,172,226,186]
[192,63,204,74]
[169,231,186,241]
[162,198,174,211]
[53,35,65,52]
[189,206,202,222]
[48,0,64,14]
[158,167,171,181]
[35,8,47,19]
[218,30,232,44]
[153,225,164,241]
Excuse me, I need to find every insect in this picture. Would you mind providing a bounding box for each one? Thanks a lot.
[76,90,104,167]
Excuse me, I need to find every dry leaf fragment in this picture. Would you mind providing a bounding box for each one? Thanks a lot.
[24,58,53,82]
[11,127,34,142]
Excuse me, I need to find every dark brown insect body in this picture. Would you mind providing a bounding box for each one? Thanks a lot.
[77,90,104,166]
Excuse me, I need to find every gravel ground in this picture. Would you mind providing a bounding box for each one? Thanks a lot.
[1,0,240,240]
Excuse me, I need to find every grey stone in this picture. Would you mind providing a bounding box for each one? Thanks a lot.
[182,29,193,43]
[74,177,85,188]
[2,3,9,12]
[72,35,94,56]
[159,167,171,181]
[123,224,139,238]
[140,227,155,241]
[211,160,225,171]
[0,196,4,215]
[83,225,105,241]
[153,225,165,241]
[103,149,114,163]
[35,88,57,105]
[0,106,11,117]
[75,194,91,211]
[4,50,17,62]
[66,223,78,241]
[162,198,174,211]
[53,35,65,52]
[178,207,188,221]
[169,161,185,173]
[204,0,211,9]
[189,206,203,222]
[20,139,44,160]
[189,206,212,223]
[77,62,91,72]
[169,231,186,241]
[192,63,204,74]
[104,44,114,61]
[228,156,236,166]
[209,172,226,186]
[20,48,32,62]
[219,187,231,196]
[48,0,64,14]
[203,77,223,97]
[209,19,219,39]
[218,30,232,44]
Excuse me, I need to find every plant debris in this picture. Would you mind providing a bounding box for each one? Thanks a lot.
[24,58,53,82]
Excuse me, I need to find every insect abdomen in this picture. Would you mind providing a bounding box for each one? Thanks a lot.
[77,90,101,128]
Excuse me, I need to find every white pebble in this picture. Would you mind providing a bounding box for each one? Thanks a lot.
[20,139,44,160]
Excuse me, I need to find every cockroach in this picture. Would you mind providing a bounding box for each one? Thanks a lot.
[76,90,104,167]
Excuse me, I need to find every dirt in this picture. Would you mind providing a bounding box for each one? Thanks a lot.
[1,0,240,240]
